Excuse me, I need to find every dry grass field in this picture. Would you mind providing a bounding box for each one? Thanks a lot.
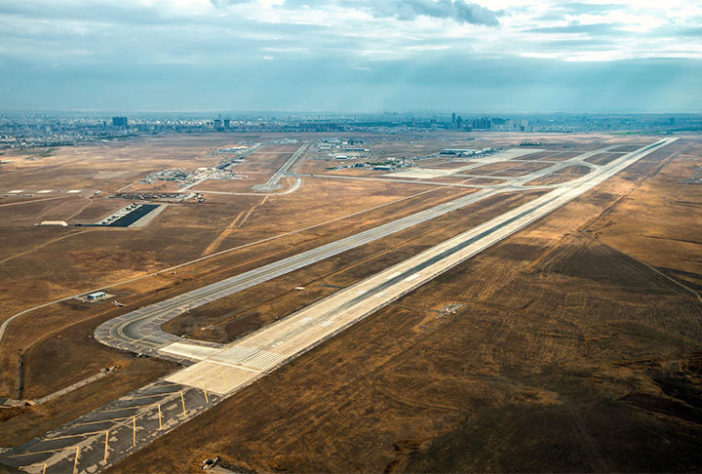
[525,165,591,186]
[0,133,484,443]
[163,190,545,343]
[110,137,702,473]
[1,132,699,473]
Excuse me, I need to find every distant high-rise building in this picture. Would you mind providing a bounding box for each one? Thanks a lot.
[223,119,231,129]
[213,119,223,130]
[112,116,128,128]
[472,117,491,130]
[451,112,456,124]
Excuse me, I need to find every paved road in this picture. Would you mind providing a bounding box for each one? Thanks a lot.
[252,142,309,191]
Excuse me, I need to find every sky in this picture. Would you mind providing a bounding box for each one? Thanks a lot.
[1,0,701,113]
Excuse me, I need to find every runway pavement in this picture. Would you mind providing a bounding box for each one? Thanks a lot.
[252,142,309,191]
[0,380,218,474]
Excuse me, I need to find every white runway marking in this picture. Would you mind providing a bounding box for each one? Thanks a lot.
[158,342,219,361]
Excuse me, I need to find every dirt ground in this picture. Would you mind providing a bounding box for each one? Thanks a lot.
[164,190,545,343]
[0,135,480,413]
[0,182,470,397]
[110,137,702,473]
[1,133,698,473]
[586,152,627,166]
[525,165,591,186]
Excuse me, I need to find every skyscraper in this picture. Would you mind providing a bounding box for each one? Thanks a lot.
[112,116,128,128]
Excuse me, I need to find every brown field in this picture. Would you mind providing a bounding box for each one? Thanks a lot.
[0,138,479,431]
[466,161,552,178]
[295,158,377,177]
[611,144,643,152]
[496,161,553,177]
[1,133,700,473]
[111,137,702,473]
[586,151,627,166]
[466,161,520,174]
[164,190,545,343]
[525,165,591,186]
[462,177,506,186]
[195,144,299,192]
[517,151,584,161]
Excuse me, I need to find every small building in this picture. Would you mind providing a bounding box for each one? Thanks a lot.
[37,220,68,227]
[86,291,107,302]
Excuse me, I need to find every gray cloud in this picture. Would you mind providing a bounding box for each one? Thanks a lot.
[3,55,701,113]
[534,2,623,22]
[526,23,625,35]
[1,0,701,113]
[368,0,500,26]
[275,0,499,26]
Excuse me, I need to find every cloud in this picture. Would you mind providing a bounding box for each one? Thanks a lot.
[271,0,499,26]
[1,0,702,112]
[367,0,500,26]
[526,23,625,35]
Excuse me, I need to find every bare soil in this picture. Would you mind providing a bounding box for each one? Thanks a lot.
[111,137,702,473]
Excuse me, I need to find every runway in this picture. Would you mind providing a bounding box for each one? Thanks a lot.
[95,187,499,358]
[165,138,676,395]
[94,142,668,360]
[252,142,309,191]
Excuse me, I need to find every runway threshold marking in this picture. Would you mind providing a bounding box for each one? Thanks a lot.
[73,416,132,427]
[18,463,47,473]
[121,391,183,401]
[8,446,76,458]
[43,430,109,441]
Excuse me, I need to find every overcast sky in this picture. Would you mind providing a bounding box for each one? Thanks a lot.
[1,0,701,113]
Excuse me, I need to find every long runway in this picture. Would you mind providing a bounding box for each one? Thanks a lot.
[252,142,309,191]
[164,138,675,394]
[95,187,499,357]
[95,145,628,358]
[0,139,675,473]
